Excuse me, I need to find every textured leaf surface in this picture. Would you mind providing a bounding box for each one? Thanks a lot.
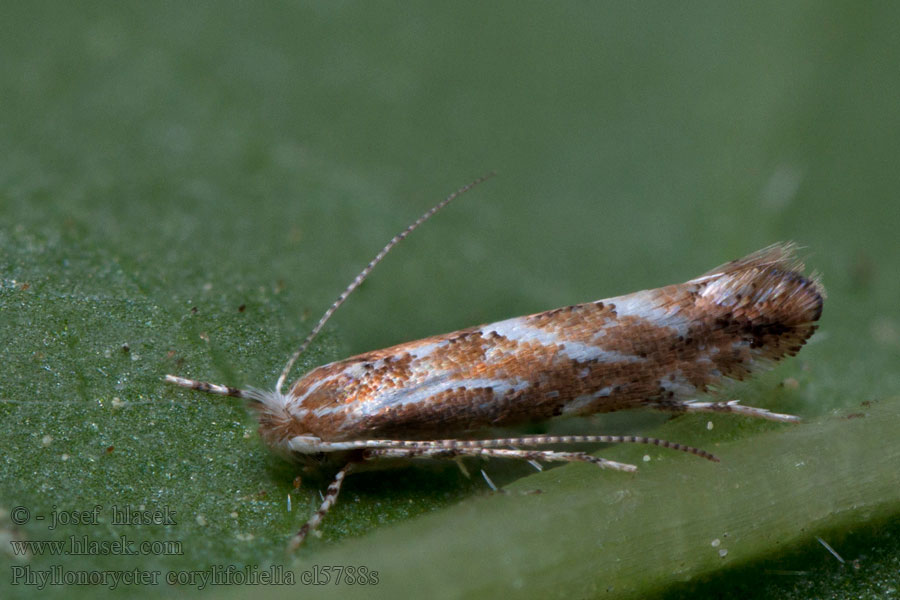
[1,2,898,599]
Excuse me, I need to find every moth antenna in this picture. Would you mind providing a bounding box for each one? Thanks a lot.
[276,172,497,394]
[164,374,251,399]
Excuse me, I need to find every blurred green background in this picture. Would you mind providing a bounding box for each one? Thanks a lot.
[1,2,898,599]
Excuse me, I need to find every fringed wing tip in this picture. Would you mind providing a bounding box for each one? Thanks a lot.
[700,242,805,278]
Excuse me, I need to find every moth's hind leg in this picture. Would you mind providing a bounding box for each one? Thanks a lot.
[649,399,801,423]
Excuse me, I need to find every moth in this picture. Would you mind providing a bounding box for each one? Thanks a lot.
[166,174,825,550]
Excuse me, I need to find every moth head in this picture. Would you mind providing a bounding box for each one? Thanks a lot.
[244,387,311,451]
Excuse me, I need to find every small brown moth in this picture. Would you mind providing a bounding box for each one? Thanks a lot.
[166,175,824,549]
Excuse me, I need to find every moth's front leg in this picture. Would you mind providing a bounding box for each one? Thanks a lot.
[363,446,638,472]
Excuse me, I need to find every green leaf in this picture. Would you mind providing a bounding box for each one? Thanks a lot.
[280,398,900,600]
[2,2,899,599]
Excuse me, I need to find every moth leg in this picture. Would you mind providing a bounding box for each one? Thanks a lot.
[365,435,719,462]
[287,462,355,552]
[650,399,801,423]
[364,446,637,473]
